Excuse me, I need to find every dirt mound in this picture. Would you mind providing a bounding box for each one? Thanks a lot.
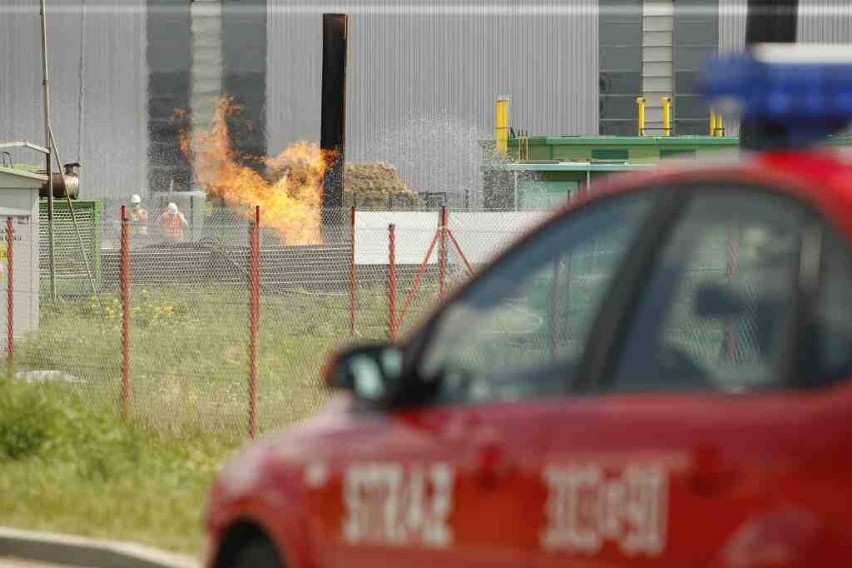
[344,162,422,207]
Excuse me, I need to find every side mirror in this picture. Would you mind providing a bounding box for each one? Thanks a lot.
[323,344,405,403]
[695,283,746,318]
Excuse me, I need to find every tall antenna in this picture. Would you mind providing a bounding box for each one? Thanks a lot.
[40,0,57,302]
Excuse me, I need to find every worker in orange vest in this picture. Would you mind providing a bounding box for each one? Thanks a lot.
[158,202,189,243]
[129,194,149,236]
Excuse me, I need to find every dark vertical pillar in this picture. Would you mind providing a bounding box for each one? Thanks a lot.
[223,0,267,164]
[321,14,348,225]
[740,0,798,150]
[147,0,192,194]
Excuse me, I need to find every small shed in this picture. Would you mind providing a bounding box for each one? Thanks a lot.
[0,166,45,352]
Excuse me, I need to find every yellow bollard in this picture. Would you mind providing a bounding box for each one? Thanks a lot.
[636,96,646,136]
[495,97,510,156]
[662,96,672,136]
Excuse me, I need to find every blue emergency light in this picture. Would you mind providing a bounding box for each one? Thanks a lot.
[700,44,852,147]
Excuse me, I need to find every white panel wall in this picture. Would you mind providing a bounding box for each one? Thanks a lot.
[0,175,41,346]
[354,210,548,265]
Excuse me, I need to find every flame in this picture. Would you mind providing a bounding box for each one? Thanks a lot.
[180,97,332,245]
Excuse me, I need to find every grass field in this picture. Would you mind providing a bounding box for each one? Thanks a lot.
[0,379,234,554]
[1,283,441,553]
[14,284,440,439]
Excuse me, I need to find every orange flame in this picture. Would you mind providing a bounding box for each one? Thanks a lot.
[180,97,332,245]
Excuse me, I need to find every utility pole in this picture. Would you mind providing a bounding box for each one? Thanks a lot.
[40,0,57,302]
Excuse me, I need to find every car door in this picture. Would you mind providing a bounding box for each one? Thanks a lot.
[536,184,824,567]
[305,192,656,568]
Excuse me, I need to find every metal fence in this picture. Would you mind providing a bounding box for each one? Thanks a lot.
[5,205,539,441]
[4,199,765,441]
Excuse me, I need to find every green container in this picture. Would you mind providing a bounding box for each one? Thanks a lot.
[506,134,852,163]
[39,200,103,298]
[484,134,852,210]
[508,135,740,163]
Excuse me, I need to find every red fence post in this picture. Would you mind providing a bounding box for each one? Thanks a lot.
[120,205,131,417]
[388,224,398,341]
[349,205,356,336]
[248,206,260,439]
[6,218,14,377]
[438,206,448,300]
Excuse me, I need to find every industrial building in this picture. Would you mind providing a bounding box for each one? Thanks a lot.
[1,0,851,210]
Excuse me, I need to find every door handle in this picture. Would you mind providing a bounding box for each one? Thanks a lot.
[474,442,514,488]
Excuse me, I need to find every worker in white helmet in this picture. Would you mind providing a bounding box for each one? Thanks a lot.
[128,193,149,236]
[158,202,189,243]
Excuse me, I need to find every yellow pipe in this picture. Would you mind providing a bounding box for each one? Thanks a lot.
[709,111,723,137]
[714,111,724,137]
[661,96,672,136]
[495,97,510,156]
[636,97,646,136]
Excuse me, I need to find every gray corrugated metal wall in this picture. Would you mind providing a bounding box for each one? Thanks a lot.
[799,0,852,42]
[717,0,746,135]
[0,0,147,203]
[718,0,747,54]
[717,0,852,136]
[4,1,852,207]
[267,1,599,207]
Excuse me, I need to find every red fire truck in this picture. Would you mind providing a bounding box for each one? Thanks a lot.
[204,45,852,567]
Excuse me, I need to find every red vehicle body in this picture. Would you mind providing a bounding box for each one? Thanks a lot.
[204,150,852,568]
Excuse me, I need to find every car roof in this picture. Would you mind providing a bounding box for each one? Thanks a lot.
[553,149,852,239]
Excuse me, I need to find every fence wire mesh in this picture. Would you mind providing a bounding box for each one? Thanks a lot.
[8,203,577,441]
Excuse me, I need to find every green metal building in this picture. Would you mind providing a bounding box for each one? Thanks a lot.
[483,135,852,210]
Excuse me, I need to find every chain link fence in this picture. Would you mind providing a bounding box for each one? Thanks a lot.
[4,197,769,441]
[5,204,543,441]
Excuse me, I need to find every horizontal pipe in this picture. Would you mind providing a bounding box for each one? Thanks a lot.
[0,141,50,155]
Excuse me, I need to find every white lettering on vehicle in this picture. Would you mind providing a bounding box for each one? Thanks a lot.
[305,461,329,488]
[343,463,454,548]
[541,463,667,556]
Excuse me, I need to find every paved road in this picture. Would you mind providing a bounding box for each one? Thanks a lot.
[0,559,88,568]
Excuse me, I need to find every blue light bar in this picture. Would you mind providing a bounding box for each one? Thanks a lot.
[700,44,852,147]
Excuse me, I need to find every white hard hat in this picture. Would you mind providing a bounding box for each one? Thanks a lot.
[167,202,178,213]
[131,194,141,204]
